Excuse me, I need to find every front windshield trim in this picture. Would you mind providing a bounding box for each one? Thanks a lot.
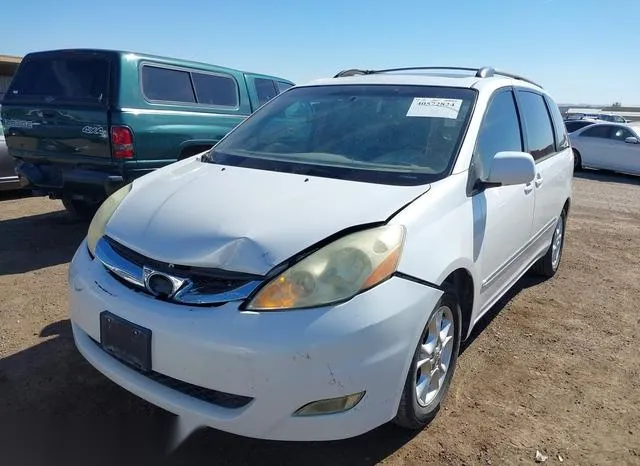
[206,84,479,186]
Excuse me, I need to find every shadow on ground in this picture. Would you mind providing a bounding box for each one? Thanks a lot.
[574,169,640,186]
[0,269,541,466]
[0,208,88,275]
[460,273,546,355]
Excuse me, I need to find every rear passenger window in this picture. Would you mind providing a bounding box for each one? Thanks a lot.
[545,96,569,150]
[255,78,278,106]
[191,72,238,107]
[474,90,522,177]
[142,66,195,103]
[581,125,611,138]
[517,91,555,160]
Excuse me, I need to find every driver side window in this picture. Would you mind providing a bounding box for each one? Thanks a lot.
[610,127,633,141]
[474,90,523,179]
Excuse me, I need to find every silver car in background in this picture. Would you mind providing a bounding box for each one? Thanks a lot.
[0,105,22,191]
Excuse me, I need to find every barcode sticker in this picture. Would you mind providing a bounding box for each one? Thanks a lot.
[406,98,462,119]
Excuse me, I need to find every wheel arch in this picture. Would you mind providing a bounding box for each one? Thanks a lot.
[441,267,475,340]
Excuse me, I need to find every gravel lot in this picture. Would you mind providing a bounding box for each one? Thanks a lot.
[1,171,639,466]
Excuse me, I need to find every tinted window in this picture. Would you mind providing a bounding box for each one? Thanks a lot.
[6,57,108,104]
[581,125,611,138]
[276,81,293,93]
[142,66,195,103]
[474,90,522,177]
[545,96,569,150]
[610,126,634,141]
[255,78,278,105]
[191,73,238,107]
[210,85,476,186]
[565,121,594,133]
[518,91,555,160]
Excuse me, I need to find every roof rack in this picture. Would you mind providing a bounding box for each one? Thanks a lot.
[332,66,542,88]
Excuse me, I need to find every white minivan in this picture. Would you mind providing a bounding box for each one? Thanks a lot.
[68,66,573,441]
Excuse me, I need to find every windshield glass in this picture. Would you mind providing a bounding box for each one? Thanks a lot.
[208,85,476,186]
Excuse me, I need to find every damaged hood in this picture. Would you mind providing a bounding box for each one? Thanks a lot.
[105,159,430,275]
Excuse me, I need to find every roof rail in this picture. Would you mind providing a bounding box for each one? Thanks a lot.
[333,66,542,88]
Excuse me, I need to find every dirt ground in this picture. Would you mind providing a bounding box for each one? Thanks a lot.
[1,170,639,466]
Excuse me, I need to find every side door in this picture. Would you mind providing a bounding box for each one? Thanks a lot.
[574,124,616,168]
[472,88,535,309]
[607,126,640,174]
[515,90,572,259]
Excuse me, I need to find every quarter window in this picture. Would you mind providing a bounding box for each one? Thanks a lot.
[255,78,278,106]
[191,72,238,107]
[545,96,569,150]
[142,66,195,103]
[517,91,555,160]
[276,81,293,93]
[474,90,523,178]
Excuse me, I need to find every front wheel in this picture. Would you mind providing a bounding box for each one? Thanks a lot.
[393,291,462,430]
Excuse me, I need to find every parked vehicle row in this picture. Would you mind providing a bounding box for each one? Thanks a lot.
[569,121,640,175]
[67,66,573,440]
[0,49,294,216]
[0,106,24,190]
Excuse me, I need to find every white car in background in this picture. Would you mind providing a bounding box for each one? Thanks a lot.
[68,66,573,441]
[569,122,640,175]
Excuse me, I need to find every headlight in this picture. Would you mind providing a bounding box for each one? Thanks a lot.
[86,184,132,255]
[246,225,405,310]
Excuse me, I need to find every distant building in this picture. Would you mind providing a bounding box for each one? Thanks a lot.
[0,54,22,100]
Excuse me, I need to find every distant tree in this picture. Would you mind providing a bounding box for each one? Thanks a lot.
[612,101,622,107]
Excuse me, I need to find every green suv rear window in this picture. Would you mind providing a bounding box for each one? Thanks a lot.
[5,56,108,105]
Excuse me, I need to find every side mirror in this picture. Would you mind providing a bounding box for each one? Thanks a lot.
[483,151,536,187]
[624,136,639,144]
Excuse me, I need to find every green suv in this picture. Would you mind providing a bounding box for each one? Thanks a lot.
[0,49,294,217]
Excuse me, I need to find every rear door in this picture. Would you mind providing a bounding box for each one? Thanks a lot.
[1,51,112,164]
[515,89,571,258]
[574,124,615,168]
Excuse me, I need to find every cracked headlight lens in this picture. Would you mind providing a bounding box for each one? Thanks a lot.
[246,225,405,310]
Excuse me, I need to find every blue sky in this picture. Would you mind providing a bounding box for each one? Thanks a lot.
[3,0,639,105]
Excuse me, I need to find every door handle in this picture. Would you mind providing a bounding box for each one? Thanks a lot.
[524,182,533,194]
[534,173,543,188]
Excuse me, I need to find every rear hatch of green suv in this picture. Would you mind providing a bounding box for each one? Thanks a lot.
[1,50,114,173]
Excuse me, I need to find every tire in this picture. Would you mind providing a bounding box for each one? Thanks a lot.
[572,148,582,172]
[62,197,100,221]
[532,209,566,278]
[393,291,462,430]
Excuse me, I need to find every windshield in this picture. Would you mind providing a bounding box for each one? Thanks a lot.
[208,85,476,186]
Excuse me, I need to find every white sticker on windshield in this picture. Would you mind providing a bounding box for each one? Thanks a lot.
[406,98,462,119]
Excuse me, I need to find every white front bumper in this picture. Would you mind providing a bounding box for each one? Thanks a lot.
[68,241,443,441]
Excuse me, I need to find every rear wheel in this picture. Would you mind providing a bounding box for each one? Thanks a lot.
[532,209,566,278]
[62,197,100,221]
[394,291,462,430]
[572,148,582,172]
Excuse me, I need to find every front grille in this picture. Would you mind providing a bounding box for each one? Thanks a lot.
[90,337,253,409]
[104,236,261,295]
